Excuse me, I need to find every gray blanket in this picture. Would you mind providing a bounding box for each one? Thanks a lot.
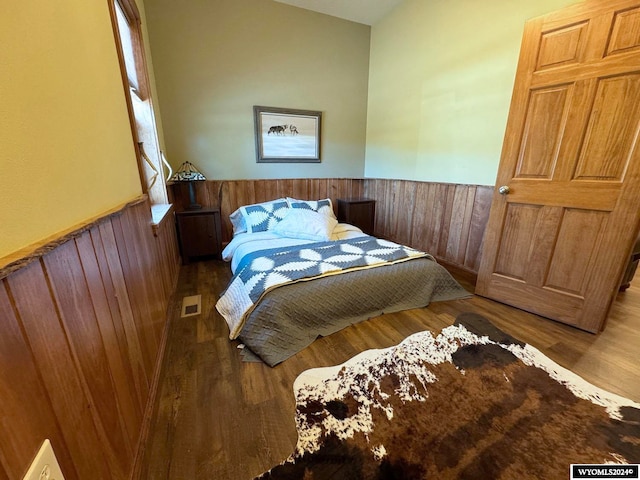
[217,236,429,338]
[237,256,470,366]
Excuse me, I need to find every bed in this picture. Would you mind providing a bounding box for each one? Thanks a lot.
[215,197,470,366]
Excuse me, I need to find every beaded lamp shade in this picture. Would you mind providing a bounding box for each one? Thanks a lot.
[170,162,206,210]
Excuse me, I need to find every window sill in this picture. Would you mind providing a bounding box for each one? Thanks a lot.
[151,203,174,236]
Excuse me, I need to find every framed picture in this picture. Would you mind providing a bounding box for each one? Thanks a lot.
[253,106,322,163]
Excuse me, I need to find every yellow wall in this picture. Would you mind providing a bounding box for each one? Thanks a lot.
[143,0,371,180]
[365,0,579,185]
[0,0,142,258]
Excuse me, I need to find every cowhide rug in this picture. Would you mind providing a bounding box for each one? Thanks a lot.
[257,313,640,479]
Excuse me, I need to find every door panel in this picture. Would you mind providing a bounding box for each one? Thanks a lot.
[545,208,607,295]
[516,85,571,179]
[477,0,640,332]
[537,21,589,70]
[575,73,640,180]
[495,204,542,280]
[606,7,640,55]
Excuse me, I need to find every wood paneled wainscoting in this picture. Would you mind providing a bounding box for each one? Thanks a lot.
[363,179,493,275]
[169,178,492,275]
[169,178,365,243]
[0,197,180,480]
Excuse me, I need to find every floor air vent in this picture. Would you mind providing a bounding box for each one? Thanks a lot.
[181,294,202,318]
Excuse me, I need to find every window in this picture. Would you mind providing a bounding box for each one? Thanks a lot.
[110,0,168,206]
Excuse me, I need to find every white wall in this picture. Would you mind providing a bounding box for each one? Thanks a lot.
[365,0,579,185]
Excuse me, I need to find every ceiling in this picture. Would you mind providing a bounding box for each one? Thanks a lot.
[273,0,404,26]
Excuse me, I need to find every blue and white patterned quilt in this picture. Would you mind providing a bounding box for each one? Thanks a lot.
[216,236,431,339]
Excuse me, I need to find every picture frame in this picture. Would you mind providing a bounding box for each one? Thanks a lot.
[253,106,322,163]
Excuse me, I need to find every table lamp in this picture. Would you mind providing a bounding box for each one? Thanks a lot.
[169,161,206,210]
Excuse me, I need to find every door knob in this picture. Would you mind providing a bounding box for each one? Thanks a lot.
[498,185,510,195]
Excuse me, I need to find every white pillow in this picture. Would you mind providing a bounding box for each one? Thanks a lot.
[286,197,336,218]
[273,208,338,241]
[238,198,290,233]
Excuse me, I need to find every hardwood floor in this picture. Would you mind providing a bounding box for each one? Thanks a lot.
[139,259,640,479]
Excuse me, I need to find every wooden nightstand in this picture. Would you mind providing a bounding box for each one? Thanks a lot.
[175,208,222,264]
[337,198,376,235]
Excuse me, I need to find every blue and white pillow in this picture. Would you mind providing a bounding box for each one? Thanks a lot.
[239,199,290,233]
[229,208,248,235]
[287,197,336,218]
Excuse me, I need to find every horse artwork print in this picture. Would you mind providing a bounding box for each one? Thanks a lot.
[254,106,322,163]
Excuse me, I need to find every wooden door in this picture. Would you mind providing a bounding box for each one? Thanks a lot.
[476,0,640,332]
